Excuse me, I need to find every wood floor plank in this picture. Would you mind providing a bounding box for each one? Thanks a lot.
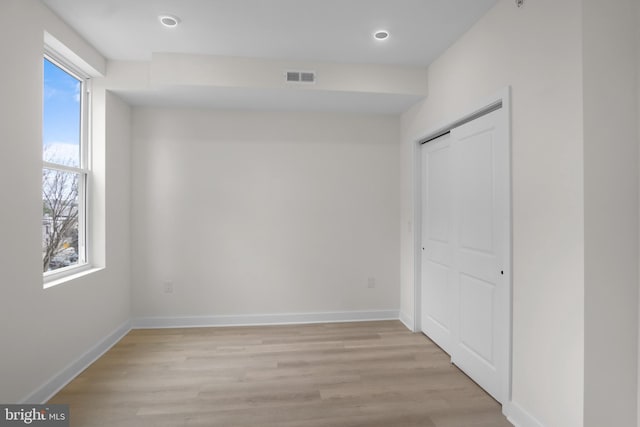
[48,320,512,426]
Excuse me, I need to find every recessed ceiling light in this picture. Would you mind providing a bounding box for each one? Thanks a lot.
[374,30,390,41]
[159,15,180,28]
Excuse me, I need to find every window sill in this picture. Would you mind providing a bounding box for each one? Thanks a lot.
[43,265,104,289]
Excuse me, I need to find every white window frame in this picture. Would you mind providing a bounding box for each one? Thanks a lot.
[42,49,93,285]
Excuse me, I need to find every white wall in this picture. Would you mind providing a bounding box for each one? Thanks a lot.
[131,108,400,321]
[400,0,585,425]
[582,1,638,426]
[636,1,640,427]
[151,53,428,96]
[0,0,131,403]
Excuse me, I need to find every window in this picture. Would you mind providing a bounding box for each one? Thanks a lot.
[42,53,90,279]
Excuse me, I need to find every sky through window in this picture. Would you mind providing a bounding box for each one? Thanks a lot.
[43,58,81,167]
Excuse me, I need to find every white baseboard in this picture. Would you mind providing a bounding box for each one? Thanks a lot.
[132,310,400,329]
[504,401,545,427]
[399,311,415,332]
[20,320,131,404]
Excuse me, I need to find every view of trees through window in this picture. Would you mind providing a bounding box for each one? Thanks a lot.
[42,57,84,273]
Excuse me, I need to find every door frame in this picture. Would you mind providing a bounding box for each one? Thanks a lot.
[412,86,512,404]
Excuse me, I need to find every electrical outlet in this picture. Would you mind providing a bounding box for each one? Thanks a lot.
[163,281,174,294]
[367,277,376,289]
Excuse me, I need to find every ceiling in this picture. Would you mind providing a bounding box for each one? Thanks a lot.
[42,0,497,65]
[41,0,498,113]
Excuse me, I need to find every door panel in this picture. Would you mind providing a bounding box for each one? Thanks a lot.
[421,134,454,354]
[423,260,451,330]
[459,273,495,365]
[457,131,494,253]
[450,110,506,402]
[426,146,451,244]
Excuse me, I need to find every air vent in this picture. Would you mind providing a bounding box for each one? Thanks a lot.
[300,72,315,82]
[285,70,316,84]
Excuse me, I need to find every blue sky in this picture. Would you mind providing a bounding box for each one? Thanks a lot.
[43,58,81,166]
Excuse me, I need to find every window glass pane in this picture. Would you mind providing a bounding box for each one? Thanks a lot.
[42,168,80,272]
[43,58,81,167]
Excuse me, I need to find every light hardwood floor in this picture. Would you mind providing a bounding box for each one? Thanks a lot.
[49,321,512,427]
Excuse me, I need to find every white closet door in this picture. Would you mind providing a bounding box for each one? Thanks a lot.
[420,133,456,355]
[450,109,508,403]
[420,109,509,404]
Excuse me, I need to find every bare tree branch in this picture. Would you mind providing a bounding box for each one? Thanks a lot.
[42,167,79,272]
